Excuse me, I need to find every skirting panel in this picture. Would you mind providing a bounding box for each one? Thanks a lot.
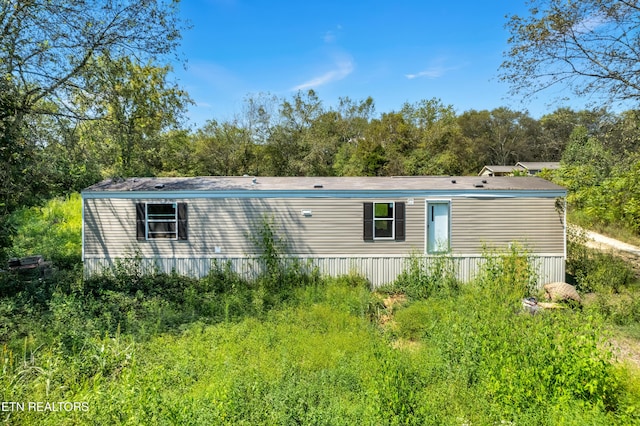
[84,255,565,288]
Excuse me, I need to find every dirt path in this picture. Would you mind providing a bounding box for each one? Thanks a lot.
[574,227,640,368]
[582,229,640,257]
[576,227,640,277]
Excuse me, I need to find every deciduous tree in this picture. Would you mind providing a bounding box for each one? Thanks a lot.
[501,0,640,108]
[77,54,190,177]
[0,0,184,131]
[192,120,255,176]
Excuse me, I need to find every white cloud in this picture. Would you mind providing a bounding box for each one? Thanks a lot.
[323,25,343,43]
[406,67,447,79]
[292,57,354,91]
[324,31,336,43]
[406,59,462,80]
[574,13,607,34]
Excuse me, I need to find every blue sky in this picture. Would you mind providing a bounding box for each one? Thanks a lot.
[173,0,585,127]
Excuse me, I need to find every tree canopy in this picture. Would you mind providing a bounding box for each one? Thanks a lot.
[0,0,185,131]
[501,0,640,108]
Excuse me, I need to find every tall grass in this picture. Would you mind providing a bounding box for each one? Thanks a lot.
[389,248,633,424]
[566,226,636,294]
[3,250,639,424]
[1,196,640,424]
[384,252,459,299]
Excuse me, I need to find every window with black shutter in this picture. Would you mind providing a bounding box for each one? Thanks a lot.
[363,201,405,241]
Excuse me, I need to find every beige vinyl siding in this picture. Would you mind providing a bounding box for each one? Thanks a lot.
[83,197,426,259]
[84,198,139,258]
[84,195,564,261]
[84,194,566,285]
[450,197,564,254]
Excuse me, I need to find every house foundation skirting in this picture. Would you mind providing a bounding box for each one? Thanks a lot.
[83,255,565,288]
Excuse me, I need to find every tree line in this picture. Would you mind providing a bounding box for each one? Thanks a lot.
[9,84,640,189]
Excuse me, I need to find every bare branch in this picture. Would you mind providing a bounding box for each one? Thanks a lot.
[501,0,640,108]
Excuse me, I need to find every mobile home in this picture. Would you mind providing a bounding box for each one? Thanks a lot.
[82,176,567,286]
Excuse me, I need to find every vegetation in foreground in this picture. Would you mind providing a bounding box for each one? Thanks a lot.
[1,197,640,425]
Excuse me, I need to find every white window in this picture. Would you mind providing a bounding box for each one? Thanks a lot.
[374,202,395,239]
[146,203,178,239]
[136,202,188,241]
[363,202,405,241]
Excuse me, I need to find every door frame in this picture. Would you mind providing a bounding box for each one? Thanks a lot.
[425,199,451,254]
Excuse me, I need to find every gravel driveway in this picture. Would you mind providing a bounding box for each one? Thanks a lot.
[583,229,640,257]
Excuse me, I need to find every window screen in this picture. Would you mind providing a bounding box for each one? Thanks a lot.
[147,203,177,239]
[136,202,188,240]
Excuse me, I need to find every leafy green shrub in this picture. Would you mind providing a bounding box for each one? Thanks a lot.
[387,253,459,300]
[78,223,325,333]
[480,312,620,417]
[83,256,148,296]
[250,216,291,291]
[567,227,635,293]
[248,217,322,310]
[85,260,204,303]
[588,293,640,328]
[205,259,252,294]
[7,194,82,270]
[610,296,640,326]
[393,301,435,340]
[0,269,55,305]
[395,249,628,422]
[580,256,635,294]
[474,244,537,307]
[557,151,640,237]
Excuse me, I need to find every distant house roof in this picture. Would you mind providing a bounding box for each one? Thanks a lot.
[516,162,561,172]
[478,165,525,176]
[83,175,566,197]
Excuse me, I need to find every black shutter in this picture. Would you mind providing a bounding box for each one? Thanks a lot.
[395,202,405,241]
[177,203,188,240]
[363,202,374,241]
[136,203,146,240]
